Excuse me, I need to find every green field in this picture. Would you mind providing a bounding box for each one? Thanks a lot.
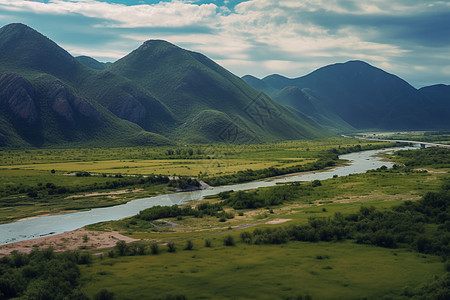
[81,241,445,300]
[355,131,450,145]
[0,138,393,223]
[78,147,449,299]
[0,142,448,299]
[86,168,445,238]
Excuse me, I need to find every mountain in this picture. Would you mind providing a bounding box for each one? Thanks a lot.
[419,84,450,105]
[0,23,329,147]
[0,23,171,147]
[244,61,450,131]
[419,84,450,128]
[271,86,354,132]
[108,40,328,143]
[76,56,111,70]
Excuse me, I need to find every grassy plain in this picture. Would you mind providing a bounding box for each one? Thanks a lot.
[0,138,390,223]
[79,147,449,299]
[87,169,446,238]
[356,131,450,144]
[81,241,444,300]
[1,141,448,299]
[0,137,379,175]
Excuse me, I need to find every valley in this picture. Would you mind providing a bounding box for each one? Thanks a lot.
[0,137,390,225]
[0,142,448,299]
[0,16,449,300]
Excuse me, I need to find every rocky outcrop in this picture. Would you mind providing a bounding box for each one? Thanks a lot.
[108,93,146,124]
[0,73,39,124]
[48,81,100,123]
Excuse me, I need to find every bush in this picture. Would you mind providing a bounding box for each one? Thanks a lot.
[150,243,159,255]
[167,242,176,252]
[184,240,193,251]
[224,235,235,246]
[240,232,252,244]
[204,239,212,247]
[94,289,115,300]
[115,240,127,256]
[311,180,322,187]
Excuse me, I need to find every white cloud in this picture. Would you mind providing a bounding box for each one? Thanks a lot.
[0,0,217,27]
[0,0,448,86]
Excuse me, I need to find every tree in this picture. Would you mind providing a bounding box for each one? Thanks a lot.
[115,240,127,256]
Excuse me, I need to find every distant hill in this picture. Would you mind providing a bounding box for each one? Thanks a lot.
[0,23,329,147]
[76,56,111,70]
[243,61,450,131]
[419,84,450,128]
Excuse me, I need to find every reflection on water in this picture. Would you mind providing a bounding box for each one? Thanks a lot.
[0,147,411,245]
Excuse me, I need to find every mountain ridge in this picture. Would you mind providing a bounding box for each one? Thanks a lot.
[243,61,450,131]
[0,23,329,148]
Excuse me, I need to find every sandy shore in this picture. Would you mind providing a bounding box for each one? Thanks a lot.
[0,228,140,256]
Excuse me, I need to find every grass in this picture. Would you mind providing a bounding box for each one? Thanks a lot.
[80,240,445,300]
[86,169,447,239]
[355,131,450,145]
[1,158,316,177]
[0,138,392,222]
[79,160,448,299]
[2,140,448,299]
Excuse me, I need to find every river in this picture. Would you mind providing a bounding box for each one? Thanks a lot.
[0,146,413,245]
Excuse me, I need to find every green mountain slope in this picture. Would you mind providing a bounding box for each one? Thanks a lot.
[109,40,329,142]
[244,61,449,131]
[0,23,330,147]
[0,23,171,147]
[271,86,354,133]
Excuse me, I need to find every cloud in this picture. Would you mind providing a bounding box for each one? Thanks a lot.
[0,0,448,87]
[0,0,218,27]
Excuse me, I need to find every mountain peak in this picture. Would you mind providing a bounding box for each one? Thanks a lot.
[136,39,178,52]
[0,23,34,34]
[0,23,81,80]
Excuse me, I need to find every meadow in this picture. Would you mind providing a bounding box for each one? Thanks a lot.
[0,144,448,299]
[79,156,449,299]
[0,138,394,223]
[81,241,445,300]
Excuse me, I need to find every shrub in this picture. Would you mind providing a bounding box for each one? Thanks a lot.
[224,235,235,246]
[184,240,193,251]
[115,240,127,256]
[94,289,115,300]
[150,243,159,255]
[311,180,322,187]
[240,232,252,244]
[204,239,212,247]
[167,242,176,252]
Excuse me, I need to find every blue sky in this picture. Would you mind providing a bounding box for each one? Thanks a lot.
[0,0,449,87]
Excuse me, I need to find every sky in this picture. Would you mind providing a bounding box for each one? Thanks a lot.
[0,0,449,88]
